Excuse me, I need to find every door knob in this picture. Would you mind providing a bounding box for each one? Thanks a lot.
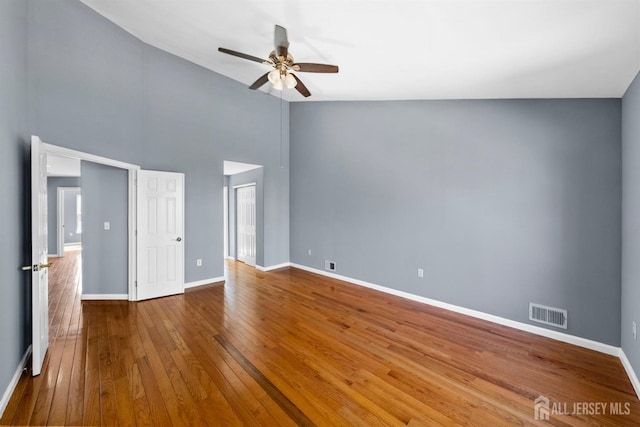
[173,237,182,242]
[21,262,53,271]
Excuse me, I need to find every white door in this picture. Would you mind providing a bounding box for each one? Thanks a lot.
[236,185,256,266]
[137,170,185,300]
[30,136,50,376]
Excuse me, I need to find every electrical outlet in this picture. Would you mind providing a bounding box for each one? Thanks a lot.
[103,221,110,230]
[308,249,312,256]
[324,260,336,272]
[633,321,637,340]
[417,268,424,278]
[196,259,202,267]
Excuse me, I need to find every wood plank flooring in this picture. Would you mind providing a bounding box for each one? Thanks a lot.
[2,251,639,426]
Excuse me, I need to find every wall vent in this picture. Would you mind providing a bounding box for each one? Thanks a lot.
[324,260,336,272]
[529,303,567,329]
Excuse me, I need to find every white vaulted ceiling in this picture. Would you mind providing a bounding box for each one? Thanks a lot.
[79,0,640,102]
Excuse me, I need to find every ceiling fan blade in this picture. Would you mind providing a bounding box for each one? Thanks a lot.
[274,25,289,58]
[292,63,339,73]
[218,47,269,64]
[249,72,270,90]
[292,74,311,97]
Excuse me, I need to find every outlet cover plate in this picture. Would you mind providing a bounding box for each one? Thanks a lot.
[324,260,336,272]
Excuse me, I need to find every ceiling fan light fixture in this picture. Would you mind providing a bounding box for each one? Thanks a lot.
[268,68,280,85]
[272,76,284,91]
[285,73,297,89]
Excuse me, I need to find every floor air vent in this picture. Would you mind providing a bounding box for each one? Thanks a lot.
[529,303,567,329]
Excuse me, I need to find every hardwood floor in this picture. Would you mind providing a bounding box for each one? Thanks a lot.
[2,252,639,426]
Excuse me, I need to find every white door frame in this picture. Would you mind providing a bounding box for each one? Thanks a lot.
[36,137,140,301]
[56,186,80,257]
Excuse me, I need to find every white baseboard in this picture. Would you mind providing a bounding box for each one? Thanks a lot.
[289,263,620,357]
[225,256,236,261]
[81,294,128,300]
[620,349,640,400]
[256,262,291,272]
[0,345,31,418]
[184,276,225,289]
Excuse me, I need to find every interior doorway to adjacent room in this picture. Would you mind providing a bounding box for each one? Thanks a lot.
[235,184,256,266]
[48,155,82,258]
[223,160,263,268]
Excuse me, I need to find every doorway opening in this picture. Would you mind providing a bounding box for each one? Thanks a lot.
[235,184,256,266]
[223,161,263,269]
[48,154,82,259]
[29,137,139,375]
[47,156,84,361]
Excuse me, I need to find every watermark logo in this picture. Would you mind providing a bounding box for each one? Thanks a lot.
[534,395,631,421]
[534,396,550,420]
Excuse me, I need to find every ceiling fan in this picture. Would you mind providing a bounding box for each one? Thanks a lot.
[218,25,339,98]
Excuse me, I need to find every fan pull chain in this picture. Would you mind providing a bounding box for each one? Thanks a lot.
[280,90,284,169]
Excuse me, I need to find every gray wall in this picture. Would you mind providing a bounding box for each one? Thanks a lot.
[47,177,81,252]
[27,0,290,289]
[227,168,265,266]
[622,70,640,378]
[0,0,30,409]
[81,162,128,295]
[0,0,636,409]
[290,99,622,345]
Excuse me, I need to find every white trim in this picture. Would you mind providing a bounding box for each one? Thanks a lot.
[289,263,620,357]
[36,137,140,307]
[233,182,257,189]
[81,294,128,300]
[42,142,139,171]
[128,170,137,301]
[620,349,640,400]
[184,276,225,289]
[256,262,291,272]
[225,256,236,261]
[0,345,31,418]
[48,253,60,258]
